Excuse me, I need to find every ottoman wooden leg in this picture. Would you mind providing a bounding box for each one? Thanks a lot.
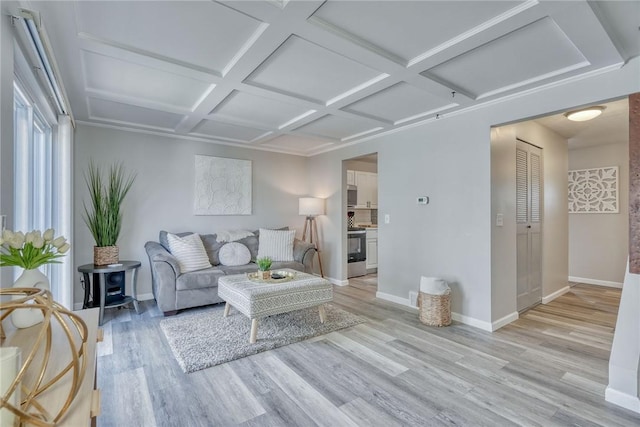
[250,319,258,343]
[319,305,326,323]
[223,302,231,317]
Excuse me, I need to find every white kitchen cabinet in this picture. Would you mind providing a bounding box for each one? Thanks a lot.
[366,229,378,270]
[355,171,378,208]
[347,170,356,186]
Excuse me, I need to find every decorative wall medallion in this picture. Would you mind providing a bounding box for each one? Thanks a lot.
[568,166,618,213]
[194,155,252,215]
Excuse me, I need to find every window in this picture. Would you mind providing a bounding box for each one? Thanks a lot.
[10,15,74,309]
[14,81,53,236]
[13,80,57,289]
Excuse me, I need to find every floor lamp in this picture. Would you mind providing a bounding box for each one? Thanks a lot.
[299,197,325,277]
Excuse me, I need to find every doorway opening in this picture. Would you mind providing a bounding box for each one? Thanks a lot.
[491,97,629,322]
[344,153,378,294]
[530,97,629,290]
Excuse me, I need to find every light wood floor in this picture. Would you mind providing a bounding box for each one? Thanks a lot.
[96,282,640,426]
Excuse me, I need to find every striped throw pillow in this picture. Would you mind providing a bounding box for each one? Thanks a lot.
[167,233,212,273]
[257,229,295,262]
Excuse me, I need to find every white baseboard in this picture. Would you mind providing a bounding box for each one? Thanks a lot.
[490,311,519,331]
[542,286,570,304]
[376,291,512,332]
[376,291,418,310]
[451,312,493,332]
[569,276,623,288]
[327,277,349,286]
[73,292,155,311]
[606,387,640,413]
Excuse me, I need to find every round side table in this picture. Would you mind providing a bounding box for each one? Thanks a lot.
[77,261,141,325]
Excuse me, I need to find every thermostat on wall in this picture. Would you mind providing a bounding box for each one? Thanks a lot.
[417,196,429,205]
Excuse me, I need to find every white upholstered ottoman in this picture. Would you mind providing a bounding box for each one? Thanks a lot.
[218,269,333,343]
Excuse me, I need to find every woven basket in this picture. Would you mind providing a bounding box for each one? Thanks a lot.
[94,245,119,266]
[419,289,451,327]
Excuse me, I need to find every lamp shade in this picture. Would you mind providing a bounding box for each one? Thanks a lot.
[299,197,325,216]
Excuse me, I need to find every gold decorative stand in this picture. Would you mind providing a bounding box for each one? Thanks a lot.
[0,288,99,426]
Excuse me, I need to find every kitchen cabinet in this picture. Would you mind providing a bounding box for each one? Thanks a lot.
[366,229,378,270]
[355,171,378,208]
[347,170,356,186]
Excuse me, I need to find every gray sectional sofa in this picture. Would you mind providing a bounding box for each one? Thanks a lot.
[144,230,317,316]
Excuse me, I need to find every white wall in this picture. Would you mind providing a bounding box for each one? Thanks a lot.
[0,3,16,289]
[312,114,495,324]
[490,126,518,322]
[491,121,569,323]
[569,142,629,284]
[308,57,639,327]
[607,261,640,412]
[73,125,310,306]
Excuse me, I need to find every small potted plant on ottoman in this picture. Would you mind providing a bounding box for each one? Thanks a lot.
[256,256,272,280]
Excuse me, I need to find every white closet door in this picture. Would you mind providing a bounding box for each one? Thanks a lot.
[516,140,543,311]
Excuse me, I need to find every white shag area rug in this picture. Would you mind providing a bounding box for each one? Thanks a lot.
[160,304,365,373]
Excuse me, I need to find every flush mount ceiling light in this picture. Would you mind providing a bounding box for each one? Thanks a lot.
[564,106,606,122]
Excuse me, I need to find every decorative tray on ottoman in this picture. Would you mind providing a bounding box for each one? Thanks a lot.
[246,270,297,283]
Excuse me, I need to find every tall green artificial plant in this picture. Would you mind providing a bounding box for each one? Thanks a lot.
[83,161,136,247]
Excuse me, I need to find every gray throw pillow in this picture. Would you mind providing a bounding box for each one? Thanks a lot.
[200,234,225,266]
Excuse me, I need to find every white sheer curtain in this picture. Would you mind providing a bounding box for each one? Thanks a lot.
[52,115,73,309]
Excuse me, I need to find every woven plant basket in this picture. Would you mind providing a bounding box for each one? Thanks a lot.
[419,289,451,327]
[94,245,119,265]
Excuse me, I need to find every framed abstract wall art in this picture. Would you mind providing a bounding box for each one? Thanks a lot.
[194,155,252,215]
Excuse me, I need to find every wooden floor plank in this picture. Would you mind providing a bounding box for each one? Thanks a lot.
[258,353,359,427]
[95,281,640,426]
[112,367,157,427]
[339,397,404,427]
[323,331,409,376]
[197,364,266,424]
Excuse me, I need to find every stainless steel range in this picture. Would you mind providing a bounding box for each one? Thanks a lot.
[347,227,366,278]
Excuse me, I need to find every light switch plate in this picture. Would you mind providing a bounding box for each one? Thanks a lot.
[384,214,390,224]
[496,213,504,227]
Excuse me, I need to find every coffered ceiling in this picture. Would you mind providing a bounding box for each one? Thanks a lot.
[27,1,639,156]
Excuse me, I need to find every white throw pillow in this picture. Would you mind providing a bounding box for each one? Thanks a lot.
[257,229,295,262]
[167,233,212,273]
[218,242,251,266]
